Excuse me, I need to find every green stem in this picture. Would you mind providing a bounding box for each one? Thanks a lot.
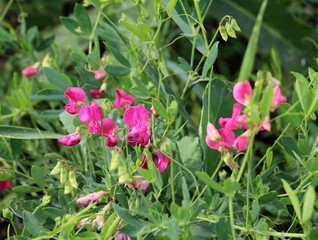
[236,130,255,182]
[170,153,175,204]
[0,0,14,24]
[229,197,237,240]
[194,0,209,48]
[101,117,111,187]
[191,156,223,206]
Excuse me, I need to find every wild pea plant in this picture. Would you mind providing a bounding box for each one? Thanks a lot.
[0,0,317,239]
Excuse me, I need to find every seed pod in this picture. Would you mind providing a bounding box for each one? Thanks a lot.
[69,169,78,188]
[50,161,63,175]
[231,18,241,32]
[220,26,228,42]
[2,208,13,221]
[64,180,73,195]
[60,166,68,185]
[226,22,236,38]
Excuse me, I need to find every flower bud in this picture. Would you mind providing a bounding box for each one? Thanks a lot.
[42,54,54,68]
[168,100,178,117]
[69,168,78,188]
[40,195,51,207]
[223,152,240,169]
[230,18,241,32]
[220,26,228,42]
[118,164,130,184]
[60,166,68,185]
[64,180,73,194]
[50,161,63,175]
[150,106,159,118]
[102,99,113,116]
[160,139,174,156]
[2,208,13,221]
[75,26,83,34]
[22,66,38,77]
[55,216,61,226]
[226,22,236,38]
[92,69,106,81]
[83,0,92,7]
[110,147,123,171]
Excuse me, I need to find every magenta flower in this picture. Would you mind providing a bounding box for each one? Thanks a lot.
[130,176,150,193]
[125,123,151,148]
[22,66,38,77]
[115,232,131,240]
[206,121,221,141]
[113,89,136,110]
[272,86,287,111]
[206,122,235,151]
[58,132,81,146]
[79,102,102,123]
[90,89,102,98]
[153,151,171,174]
[92,69,106,81]
[64,87,86,114]
[88,118,119,147]
[234,130,251,153]
[0,181,13,192]
[76,191,109,206]
[123,104,149,127]
[233,80,253,106]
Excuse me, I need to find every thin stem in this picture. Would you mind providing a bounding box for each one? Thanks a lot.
[194,0,209,48]
[101,117,111,187]
[170,153,175,204]
[229,197,237,240]
[0,0,14,24]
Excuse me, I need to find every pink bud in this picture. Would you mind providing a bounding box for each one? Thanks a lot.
[90,89,102,98]
[234,130,251,153]
[113,89,136,110]
[115,232,131,240]
[233,80,253,106]
[130,176,150,193]
[92,70,106,81]
[58,133,81,146]
[76,217,89,228]
[0,181,13,192]
[64,88,86,114]
[76,191,104,206]
[150,106,159,118]
[22,66,38,77]
[153,151,171,174]
[272,86,287,111]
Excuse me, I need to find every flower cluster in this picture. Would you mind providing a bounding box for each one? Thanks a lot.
[206,80,286,167]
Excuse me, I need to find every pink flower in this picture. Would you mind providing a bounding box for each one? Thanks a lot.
[58,132,81,146]
[205,123,235,151]
[233,80,253,106]
[271,86,287,111]
[22,66,38,77]
[234,130,251,153]
[64,87,86,114]
[113,89,136,110]
[92,69,106,81]
[88,118,119,147]
[115,232,131,240]
[206,122,221,141]
[153,151,171,174]
[92,215,105,230]
[130,176,150,193]
[259,115,271,132]
[0,181,13,192]
[76,191,109,206]
[90,89,102,98]
[76,217,89,228]
[123,104,149,127]
[79,102,102,123]
[124,123,151,148]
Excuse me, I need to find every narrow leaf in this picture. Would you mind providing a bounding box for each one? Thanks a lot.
[152,99,169,120]
[31,166,46,189]
[302,185,315,223]
[202,42,219,78]
[282,179,301,222]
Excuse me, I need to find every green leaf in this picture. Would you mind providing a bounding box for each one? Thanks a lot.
[108,45,130,68]
[152,99,169,120]
[113,203,147,228]
[59,111,76,134]
[105,64,130,76]
[259,84,273,120]
[0,125,63,139]
[167,0,178,16]
[87,52,100,70]
[258,191,277,204]
[101,213,116,239]
[35,89,67,101]
[278,103,302,128]
[168,219,179,240]
[196,171,224,193]
[31,166,46,189]
[70,46,87,63]
[202,41,219,78]
[76,67,100,87]
[43,67,71,91]
[73,232,100,240]
[305,157,318,172]
[293,72,311,115]
[95,21,121,43]
[119,20,149,42]
[223,177,240,196]
[42,207,64,220]
[178,57,192,72]
[23,210,41,236]
[251,200,260,224]
[60,17,82,37]
[281,179,301,222]
[0,28,14,42]
[181,177,190,207]
[74,3,92,35]
[12,186,42,193]
[216,217,231,240]
[302,185,315,223]
[237,0,268,82]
